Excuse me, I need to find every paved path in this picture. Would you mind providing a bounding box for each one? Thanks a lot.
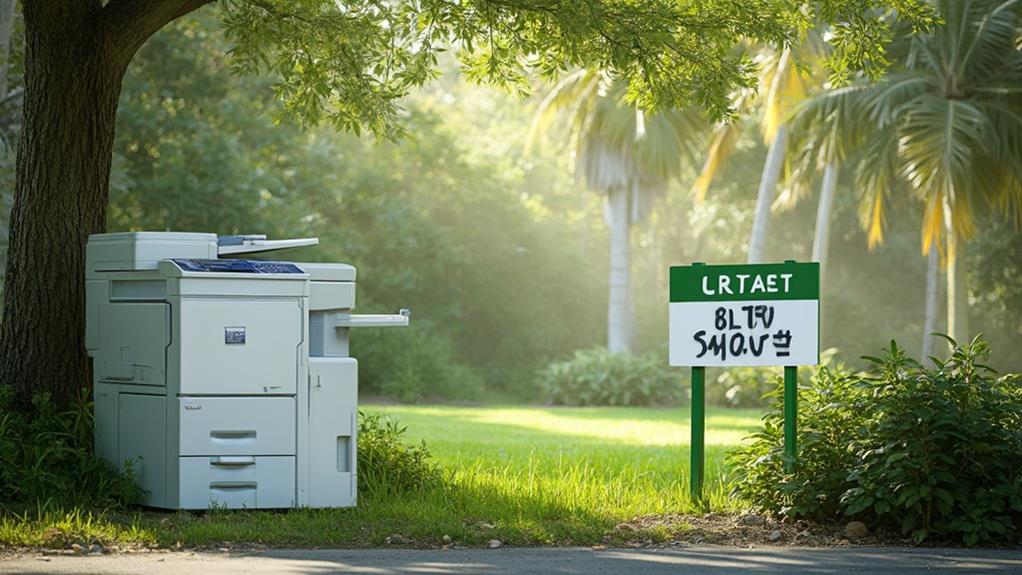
[3,546,1021,574]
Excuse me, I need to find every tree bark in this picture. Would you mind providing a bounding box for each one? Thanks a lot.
[921,243,940,360]
[0,1,209,407]
[0,5,125,405]
[747,126,786,264]
[606,185,632,354]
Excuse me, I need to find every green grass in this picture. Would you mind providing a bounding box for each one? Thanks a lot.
[0,404,762,549]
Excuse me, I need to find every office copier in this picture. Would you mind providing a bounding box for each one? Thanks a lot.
[85,232,408,509]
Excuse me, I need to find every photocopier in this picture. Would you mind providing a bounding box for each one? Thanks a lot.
[85,232,408,509]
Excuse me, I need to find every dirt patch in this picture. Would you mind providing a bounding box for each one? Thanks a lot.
[606,513,909,548]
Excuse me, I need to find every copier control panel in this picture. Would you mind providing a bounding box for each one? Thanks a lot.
[171,258,305,274]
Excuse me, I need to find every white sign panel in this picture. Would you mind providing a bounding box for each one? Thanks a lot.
[669,262,820,367]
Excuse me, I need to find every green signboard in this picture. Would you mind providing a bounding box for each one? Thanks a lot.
[669,261,820,501]
[669,261,820,367]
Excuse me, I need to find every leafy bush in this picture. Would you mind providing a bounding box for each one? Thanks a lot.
[353,323,485,402]
[707,367,776,408]
[357,412,442,497]
[538,347,684,407]
[729,337,1022,545]
[0,387,141,509]
[707,349,840,408]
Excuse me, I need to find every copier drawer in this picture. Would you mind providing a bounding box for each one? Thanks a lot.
[178,298,302,395]
[179,455,295,509]
[179,397,296,456]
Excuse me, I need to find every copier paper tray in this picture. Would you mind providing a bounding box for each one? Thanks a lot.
[333,313,410,328]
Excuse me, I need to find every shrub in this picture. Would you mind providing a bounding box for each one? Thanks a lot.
[707,349,841,408]
[707,367,776,408]
[357,411,442,497]
[0,387,141,509]
[353,323,485,403]
[729,337,1022,545]
[538,347,684,407]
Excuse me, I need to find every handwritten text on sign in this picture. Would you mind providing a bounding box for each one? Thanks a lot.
[669,262,820,367]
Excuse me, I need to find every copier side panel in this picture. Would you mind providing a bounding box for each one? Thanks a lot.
[92,382,119,468]
[95,303,170,386]
[305,357,358,507]
[118,393,167,508]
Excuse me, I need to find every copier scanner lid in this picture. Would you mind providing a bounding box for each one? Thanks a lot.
[217,234,319,256]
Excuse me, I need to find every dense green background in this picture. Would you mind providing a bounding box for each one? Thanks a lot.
[2,8,1019,401]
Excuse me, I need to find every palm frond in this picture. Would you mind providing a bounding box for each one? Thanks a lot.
[523,69,598,154]
[960,0,1021,82]
[855,126,900,249]
[899,96,998,243]
[692,123,738,201]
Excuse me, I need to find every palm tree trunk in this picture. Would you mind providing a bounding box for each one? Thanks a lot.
[921,243,940,360]
[945,226,970,346]
[607,185,632,354]
[812,162,838,284]
[747,126,787,263]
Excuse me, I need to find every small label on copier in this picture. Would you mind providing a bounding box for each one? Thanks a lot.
[224,327,246,344]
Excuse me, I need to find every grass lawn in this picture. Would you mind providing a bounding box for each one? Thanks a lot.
[0,404,763,549]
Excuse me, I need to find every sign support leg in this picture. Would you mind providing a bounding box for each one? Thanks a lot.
[783,365,797,473]
[690,366,705,501]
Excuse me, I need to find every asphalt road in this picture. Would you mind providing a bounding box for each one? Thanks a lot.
[3,546,1021,574]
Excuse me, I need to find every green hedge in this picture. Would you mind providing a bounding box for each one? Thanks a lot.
[538,347,684,407]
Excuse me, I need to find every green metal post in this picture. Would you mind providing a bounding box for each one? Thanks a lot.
[689,262,706,501]
[690,366,705,501]
[783,365,798,473]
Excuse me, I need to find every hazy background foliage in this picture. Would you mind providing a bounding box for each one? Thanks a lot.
[4,8,1020,402]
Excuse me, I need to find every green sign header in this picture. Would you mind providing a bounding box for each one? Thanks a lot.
[670,262,820,303]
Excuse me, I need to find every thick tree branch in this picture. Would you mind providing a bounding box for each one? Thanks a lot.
[102,0,213,67]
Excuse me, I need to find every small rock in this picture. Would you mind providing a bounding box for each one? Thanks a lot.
[88,543,105,555]
[844,521,868,539]
[385,534,408,545]
[487,539,502,549]
[766,530,782,542]
[441,534,452,544]
[739,514,767,526]
[70,543,87,555]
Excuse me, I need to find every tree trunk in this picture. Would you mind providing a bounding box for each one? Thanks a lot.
[606,185,632,354]
[0,7,127,406]
[811,161,837,343]
[0,2,209,407]
[921,243,940,360]
[945,226,970,347]
[812,162,838,286]
[747,126,787,264]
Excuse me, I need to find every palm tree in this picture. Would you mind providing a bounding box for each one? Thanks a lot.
[693,45,811,264]
[786,0,1022,353]
[528,70,702,353]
